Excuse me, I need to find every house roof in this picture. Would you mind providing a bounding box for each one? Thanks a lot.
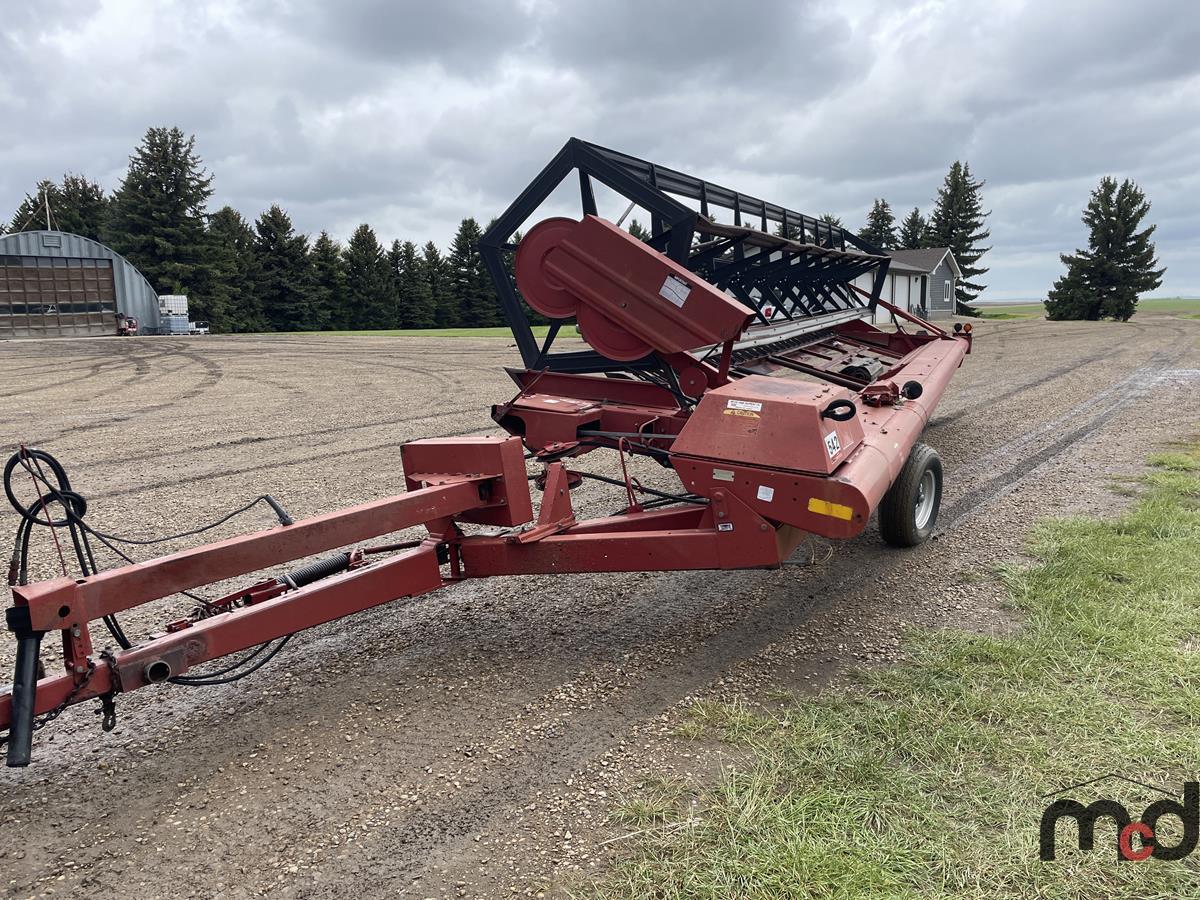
[886,259,927,275]
[886,247,962,278]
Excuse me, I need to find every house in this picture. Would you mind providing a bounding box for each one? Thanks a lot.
[853,247,962,324]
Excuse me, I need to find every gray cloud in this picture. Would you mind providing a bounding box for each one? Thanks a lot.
[0,0,1196,297]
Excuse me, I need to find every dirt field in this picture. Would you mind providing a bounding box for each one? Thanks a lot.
[1,313,1198,898]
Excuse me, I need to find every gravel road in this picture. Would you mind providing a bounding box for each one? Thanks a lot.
[1,314,1197,898]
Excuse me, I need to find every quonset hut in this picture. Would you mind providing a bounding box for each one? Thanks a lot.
[0,230,161,338]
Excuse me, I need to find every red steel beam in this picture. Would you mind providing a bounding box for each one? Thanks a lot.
[12,478,489,633]
[461,492,785,575]
[0,545,445,726]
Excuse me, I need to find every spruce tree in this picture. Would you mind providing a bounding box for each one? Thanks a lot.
[802,213,842,247]
[253,205,312,331]
[448,218,499,327]
[207,206,260,332]
[1044,177,1164,321]
[423,242,456,327]
[385,240,407,329]
[774,219,802,241]
[627,219,651,241]
[9,180,58,232]
[857,199,897,249]
[926,161,991,313]
[776,215,840,242]
[105,127,216,304]
[343,224,395,330]
[310,231,346,330]
[9,175,109,240]
[898,208,926,249]
[395,240,435,328]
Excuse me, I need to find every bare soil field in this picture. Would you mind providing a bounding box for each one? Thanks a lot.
[1,313,1198,898]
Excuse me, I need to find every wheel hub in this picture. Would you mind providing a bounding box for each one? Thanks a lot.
[914,469,937,529]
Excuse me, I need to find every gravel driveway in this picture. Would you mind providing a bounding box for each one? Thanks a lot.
[1,314,1198,898]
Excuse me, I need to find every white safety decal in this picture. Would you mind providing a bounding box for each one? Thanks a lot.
[659,274,691,308]
[756,485,775,502]
[824,431,842,459]
[717,522,734,532]
[726,399,763,412]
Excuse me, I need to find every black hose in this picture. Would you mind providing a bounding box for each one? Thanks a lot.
[3,448,299,687]
[169,638,285,685]
[574,470,708,505]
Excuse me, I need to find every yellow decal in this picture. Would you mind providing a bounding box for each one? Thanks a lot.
[723,409,761,419]
[808,497,853,521]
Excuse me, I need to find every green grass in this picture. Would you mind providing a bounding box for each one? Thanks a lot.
[612,777,692,829]
[277,325,554,338]
[977,309,1041,319]
[976,302,1046,319]
[1148,452,1200,472]
[591,445,1200,899]
[977,297,1200,320]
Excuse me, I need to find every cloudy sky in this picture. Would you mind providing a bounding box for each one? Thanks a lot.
[1,0,1196,298]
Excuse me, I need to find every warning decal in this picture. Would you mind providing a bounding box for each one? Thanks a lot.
[659,274,692,308]
[726,399,763,412]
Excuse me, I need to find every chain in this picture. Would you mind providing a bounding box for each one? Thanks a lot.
[0,659,95,748]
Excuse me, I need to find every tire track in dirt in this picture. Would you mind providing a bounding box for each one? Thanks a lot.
[160,342,224,390]
[2,355,134,399]
[930,319,1175,434]
[84,422,489,500]
[939,345,1195,529]
[79,405,489,469]
[932,346,1115,427]
[17,345,232,445]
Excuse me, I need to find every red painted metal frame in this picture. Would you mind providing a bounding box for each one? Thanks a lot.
[1,213,972,764]
[14,479,489,635]
[1,546,445,724]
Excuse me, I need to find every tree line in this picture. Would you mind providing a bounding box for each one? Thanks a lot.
[849,162,991,316]
[2,127,533,333]
[1,130,997,324]
[3,127,1164,327]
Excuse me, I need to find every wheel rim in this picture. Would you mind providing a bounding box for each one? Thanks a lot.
[914,468,937,530]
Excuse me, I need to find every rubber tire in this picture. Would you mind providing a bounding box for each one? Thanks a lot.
[879,442,943,548]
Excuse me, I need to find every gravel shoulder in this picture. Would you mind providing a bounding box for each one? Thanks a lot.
[0,315,1197,899]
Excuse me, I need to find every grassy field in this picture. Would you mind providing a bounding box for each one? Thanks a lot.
[977,297,1200,320]
[594,444,1200,899]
